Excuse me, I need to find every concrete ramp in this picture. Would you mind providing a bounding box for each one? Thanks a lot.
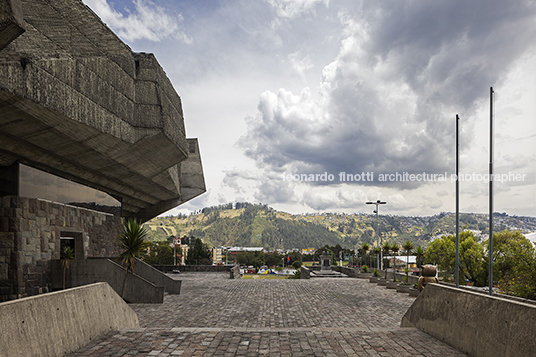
[0,282,138,357]
[52,258,165,303]
[401,283,536,357]
[131,258,181,294]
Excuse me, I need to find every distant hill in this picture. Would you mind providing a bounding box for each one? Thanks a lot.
[144,202,536,250]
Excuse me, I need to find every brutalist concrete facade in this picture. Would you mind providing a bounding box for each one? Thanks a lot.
[0,0,205,301]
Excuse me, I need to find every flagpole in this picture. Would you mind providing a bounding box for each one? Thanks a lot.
[489,87,494,296]
[455,114,460,288]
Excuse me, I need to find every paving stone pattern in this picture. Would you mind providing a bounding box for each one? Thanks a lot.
[69,274,465,356]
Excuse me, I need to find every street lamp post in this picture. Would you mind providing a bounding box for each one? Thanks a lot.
[366,200,387,270]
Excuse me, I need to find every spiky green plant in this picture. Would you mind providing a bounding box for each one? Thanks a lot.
[117,219,150,299]
[61,247,75,290]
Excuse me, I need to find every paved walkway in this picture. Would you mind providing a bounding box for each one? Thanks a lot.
[69,274,464,356]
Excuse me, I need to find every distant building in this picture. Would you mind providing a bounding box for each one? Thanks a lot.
[388,256,418,270]
[301,248,316,255]
[212,247,223,265]
[228,247,264,253]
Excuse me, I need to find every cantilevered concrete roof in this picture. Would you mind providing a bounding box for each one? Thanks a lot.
[0,0,205,221]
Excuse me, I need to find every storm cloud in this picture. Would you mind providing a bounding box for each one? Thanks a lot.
[238,0,536,187]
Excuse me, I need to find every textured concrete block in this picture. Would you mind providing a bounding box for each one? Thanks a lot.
[402,283,536,357]
[0,0,25,50]
[0,0,204,220]
[0,282,139,357]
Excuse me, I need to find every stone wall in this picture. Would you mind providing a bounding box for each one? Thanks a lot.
[0,196,121,301]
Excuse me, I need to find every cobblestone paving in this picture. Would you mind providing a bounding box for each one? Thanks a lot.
[69,274,465,356]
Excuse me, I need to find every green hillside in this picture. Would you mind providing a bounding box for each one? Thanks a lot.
[144,203,536,250]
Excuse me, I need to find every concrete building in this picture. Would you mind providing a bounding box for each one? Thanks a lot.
[212,246,223,265]
[0,0,205,301]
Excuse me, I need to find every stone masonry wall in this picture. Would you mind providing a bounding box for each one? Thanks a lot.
[0,196,122,301]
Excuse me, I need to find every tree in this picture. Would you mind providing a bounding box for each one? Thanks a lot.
[117,219,150,299]
[491,230,536,299]
[61,247,75,290]
[425,231,486,285]
[185,238,212,265]
[459,234,486,286]
[141,241,176,265]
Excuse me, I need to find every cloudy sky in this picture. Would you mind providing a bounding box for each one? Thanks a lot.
[84,0,536,217]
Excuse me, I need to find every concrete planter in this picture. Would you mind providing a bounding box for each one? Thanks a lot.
[377,278,387,286]
[396,283,411,293]
[386,281,398,289]
[369,277,379,283]
[358,273,373,279]
[409,287,420,297]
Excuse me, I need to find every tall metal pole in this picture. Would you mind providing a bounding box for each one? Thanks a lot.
[366,200,386,270]
[455,114,460,288]
[376,207,380,269]
[489,87,494,296]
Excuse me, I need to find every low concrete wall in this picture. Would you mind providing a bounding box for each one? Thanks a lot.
[130,258,181,294]
[332,266,358,277]
[0,282,139,357]
[52,259,164,303]
[154,264,234,273]
[401,283,536,357]
[300,266,311,279]
[383,270,419,285]
[153,264,241,278]
[154,264,241,278]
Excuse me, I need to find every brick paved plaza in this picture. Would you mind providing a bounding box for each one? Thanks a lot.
[69,274,464,356]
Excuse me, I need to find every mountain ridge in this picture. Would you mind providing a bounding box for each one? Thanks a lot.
[145,202,536,250]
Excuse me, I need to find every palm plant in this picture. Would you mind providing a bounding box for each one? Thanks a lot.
[361,243,370,268]
[61,247,75,290]
[372,247,381,270]
[382,242,391,268]
[415,246,425,275]
[391,243,399,270]
[402,240,414,281]
[117,218,150,299]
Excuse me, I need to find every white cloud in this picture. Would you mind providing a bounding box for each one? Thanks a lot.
[302,186,368,211]
[264,0,329,18]
[83,0,191,43]
[288,51,313,82]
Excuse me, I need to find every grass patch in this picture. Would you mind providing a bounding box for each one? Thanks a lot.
[242,274,288,280]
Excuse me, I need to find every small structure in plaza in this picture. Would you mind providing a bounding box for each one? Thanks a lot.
[311,249,346,278]
[320,249,332,273]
